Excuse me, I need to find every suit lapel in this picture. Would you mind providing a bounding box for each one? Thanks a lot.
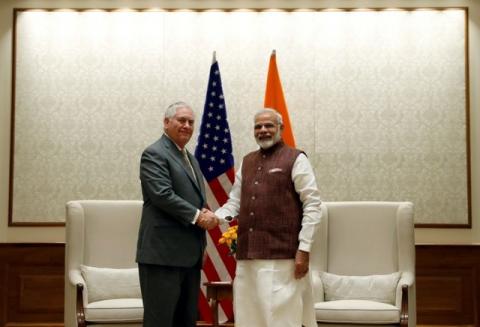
[161,135,205,198]
[187,151,206,197]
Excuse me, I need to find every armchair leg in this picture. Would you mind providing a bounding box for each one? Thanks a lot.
[76,283,87,327]
[400,285,409,326]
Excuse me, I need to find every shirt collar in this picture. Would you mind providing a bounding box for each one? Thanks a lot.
[164,133,185,152]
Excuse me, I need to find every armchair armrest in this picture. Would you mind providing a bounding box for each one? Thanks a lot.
[69,269,85,286]
[398,272,414,287]
[400,285,408,326]
[76,284,86,327]
[69,269,88,304]
[395,272,414,307]
[396,272,414,326]
[310,271,324,303]
[69,269,87,327]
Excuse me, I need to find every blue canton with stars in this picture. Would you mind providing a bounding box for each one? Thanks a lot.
[194,60,234,182]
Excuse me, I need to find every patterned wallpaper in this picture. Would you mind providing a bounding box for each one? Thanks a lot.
[12,9,468,224]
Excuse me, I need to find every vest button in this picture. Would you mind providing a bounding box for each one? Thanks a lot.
[249,212,254,216]
[251,196,255,200]
[254,181,259,185]
[258,166,262,170]
[262,155,266,158]
[249,228,253,232]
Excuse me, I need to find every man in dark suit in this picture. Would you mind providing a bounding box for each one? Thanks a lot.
[136,101,218,327]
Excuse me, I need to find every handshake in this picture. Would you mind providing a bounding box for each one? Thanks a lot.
[196,208,220,230]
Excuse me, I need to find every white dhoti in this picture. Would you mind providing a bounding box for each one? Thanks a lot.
[233,259,317,327]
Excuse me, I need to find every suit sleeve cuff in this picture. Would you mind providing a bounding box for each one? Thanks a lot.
[191,209,200,224]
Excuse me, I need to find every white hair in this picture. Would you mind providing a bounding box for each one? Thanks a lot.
[165,101,192,119]
[254,108,283,125]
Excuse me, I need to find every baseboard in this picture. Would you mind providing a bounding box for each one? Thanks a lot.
[197,322,234,327]
[5,324,64,327]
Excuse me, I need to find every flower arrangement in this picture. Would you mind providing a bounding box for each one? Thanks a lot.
[218,225,238,255]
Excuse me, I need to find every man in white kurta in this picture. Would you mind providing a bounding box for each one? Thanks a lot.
[215,108,321,327]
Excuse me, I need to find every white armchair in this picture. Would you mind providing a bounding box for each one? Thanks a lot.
[310,202,416,326]
[64,200,144,327]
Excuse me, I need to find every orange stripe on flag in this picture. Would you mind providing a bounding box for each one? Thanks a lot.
[264,51,296,147]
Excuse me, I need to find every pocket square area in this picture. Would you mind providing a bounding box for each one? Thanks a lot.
[268,168,283,173]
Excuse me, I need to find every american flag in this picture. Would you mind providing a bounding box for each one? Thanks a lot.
[195,56,236,323]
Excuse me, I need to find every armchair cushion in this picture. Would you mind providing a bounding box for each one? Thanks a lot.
[85,298,143,323]
[320,271,401,305]
[315,300,399,324]
[80,265,141,302]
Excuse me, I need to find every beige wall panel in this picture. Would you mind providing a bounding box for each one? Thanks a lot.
[0,0,479,243]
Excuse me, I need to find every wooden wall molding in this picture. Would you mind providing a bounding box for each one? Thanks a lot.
[1,243,480,326]
[416,244,480,325]
[0,244,64,327]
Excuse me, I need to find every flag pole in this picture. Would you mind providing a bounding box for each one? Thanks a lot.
[271,49,276,56]
[212,51,216,64]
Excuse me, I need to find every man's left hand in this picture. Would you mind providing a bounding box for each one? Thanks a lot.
[294,250,309,279]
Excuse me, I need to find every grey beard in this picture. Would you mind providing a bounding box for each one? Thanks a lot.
[257,139,275,149]
[256,132,281,149]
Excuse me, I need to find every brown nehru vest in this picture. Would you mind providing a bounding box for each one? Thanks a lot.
[236,141,304,260]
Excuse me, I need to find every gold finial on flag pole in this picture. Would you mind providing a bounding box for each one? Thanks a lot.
[271,49,276,56]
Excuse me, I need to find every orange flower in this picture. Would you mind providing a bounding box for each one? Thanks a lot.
[218,225,238,255]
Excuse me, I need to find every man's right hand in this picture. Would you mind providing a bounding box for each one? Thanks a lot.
[294,250,310,279]
[197,209,219,230]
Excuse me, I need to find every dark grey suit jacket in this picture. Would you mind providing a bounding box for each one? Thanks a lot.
[136,134,206,268]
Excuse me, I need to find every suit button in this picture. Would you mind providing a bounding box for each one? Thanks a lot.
[254,181,259,185]
[249,212,254,216]
[249,228,253,232]
[251,196,255,200]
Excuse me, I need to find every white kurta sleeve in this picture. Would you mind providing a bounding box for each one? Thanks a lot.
[292,153,322,252]
[215,162,243,223]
